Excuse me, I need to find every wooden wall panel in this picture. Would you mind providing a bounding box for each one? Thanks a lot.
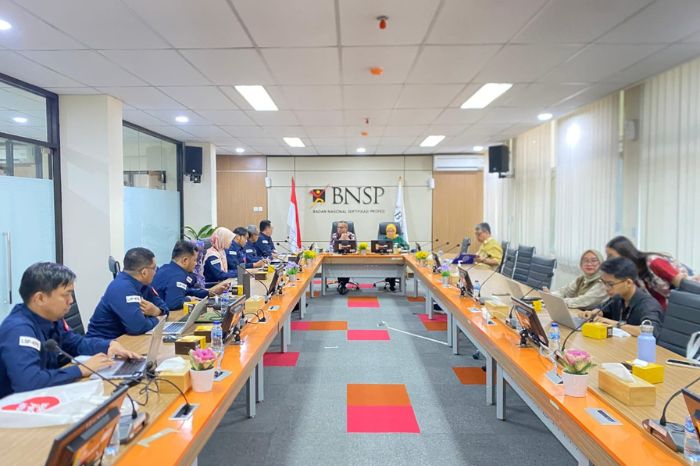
[216,155,267,229]
[432,171,484,252]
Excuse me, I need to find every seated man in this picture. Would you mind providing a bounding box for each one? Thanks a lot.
[0,263,139,397]
[329,221,356,294]
[474,222,503,270]
[87,247,169,340]
[153,240,228,311]
[228,227,265,271]
[384,223,409,291]
[256,219,276,259]
[245,225,263,264]
[579,257,664,337]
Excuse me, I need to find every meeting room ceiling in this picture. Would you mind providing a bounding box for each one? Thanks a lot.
[1,0,700,156]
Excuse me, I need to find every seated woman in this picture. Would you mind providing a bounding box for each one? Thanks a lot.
[384,223,409,292]
[605,235,692,310]
[546,249,607,309]
[203,227,238,285]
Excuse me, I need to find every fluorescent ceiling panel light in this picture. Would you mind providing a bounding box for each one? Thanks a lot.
[538,112,553,121]
[419,135,445,147]
[460,83,513,109]
[235,85,278,111]
[0,19,12,31]
[356,147,366,153]
[283,137,305,148]
[174,115,189,123]
[12,116,27,123]
[235,147,245,153]
[473,145,484,152]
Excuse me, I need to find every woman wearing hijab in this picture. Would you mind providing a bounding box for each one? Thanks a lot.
[203,227,237,285]
[547,249,607,309]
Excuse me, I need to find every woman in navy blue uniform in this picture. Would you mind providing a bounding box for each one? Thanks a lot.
[203,227,238,285]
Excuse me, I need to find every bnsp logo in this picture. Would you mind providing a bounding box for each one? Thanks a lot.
[310,187,326,205]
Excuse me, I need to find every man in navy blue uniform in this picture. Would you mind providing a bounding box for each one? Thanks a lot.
[0,262,139,397]
[87,248,169,340]
[245,225,263,263]
[228,227,265,271]
[256,219,277,259]
[153,240,228,310]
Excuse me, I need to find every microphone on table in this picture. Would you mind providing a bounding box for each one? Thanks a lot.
[642,375,700,452]
[276,240,293,254]
[558,310,602,352]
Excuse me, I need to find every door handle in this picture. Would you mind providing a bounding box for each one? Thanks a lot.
[2,232,11,304]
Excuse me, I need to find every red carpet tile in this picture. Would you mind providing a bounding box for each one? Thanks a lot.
[407,296,426,302]
[264,352,300,367]
[347,330,390,341]
[291,321,348,331]
[347,296,380,308]
[313,279,322,285]
[452,367,487,385]
[291,321,311,331]
[347,384,411,406]
[418,313,447,323]
[358,283,375,289]
[347,405,420,433]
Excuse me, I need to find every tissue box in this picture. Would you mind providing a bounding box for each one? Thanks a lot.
[194,324,213,343]
[627,361,665,384]
[582,322,612,339]
[245,295,265,312]
[157,367,191,394]
[484,299,510,320]
[174,335,205,355]
[252,269,267,280]
[598,368,656,406]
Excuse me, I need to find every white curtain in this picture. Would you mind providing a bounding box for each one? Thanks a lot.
[640,58,700,269]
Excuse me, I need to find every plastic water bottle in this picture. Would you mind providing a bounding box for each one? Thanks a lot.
[219,293,230,312]
[211,321,224,375]
[548,322,561,352]
[637,319,656,363]
[473,280,481,300]
[685,416,700,464]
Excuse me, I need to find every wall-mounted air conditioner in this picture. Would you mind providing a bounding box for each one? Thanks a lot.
[432,155,485,172]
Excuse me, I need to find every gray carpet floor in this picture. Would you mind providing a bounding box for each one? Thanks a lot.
[199,282,576,465]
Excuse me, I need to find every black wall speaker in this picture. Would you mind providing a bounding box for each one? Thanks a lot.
[488,145,509,173]
[185,146,203,182]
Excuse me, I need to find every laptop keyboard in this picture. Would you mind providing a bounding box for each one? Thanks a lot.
[113,358,145,377]
[163,321,186,334]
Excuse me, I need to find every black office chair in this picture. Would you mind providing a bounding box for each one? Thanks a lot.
[377,221,402,239]
[679,278,700,295]
[501,247,517,278]
[512,245,535,284]
[65,291,85,335]
[108,256,121,279]
[525,255,557,290]
[658,290,700,356]
[329,220,358,293]
[497,241,510,273]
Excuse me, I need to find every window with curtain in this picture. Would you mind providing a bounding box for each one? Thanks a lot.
[122,124,182,266]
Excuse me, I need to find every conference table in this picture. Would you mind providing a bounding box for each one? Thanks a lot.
[1,252,695,465]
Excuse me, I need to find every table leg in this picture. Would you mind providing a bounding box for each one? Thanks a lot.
[402,269,407,295]
[447,311,453,348]
[427,290,433,319]
[486,355,496,406]
[246,368,257,418]
[451,316,459,355]
[309,277,314,299]
[300,289,307,319]
[496,365,506,420]
[321,267,326,297]
[414,274,418,297]
[256,360,264,403]
[281,313,291,353]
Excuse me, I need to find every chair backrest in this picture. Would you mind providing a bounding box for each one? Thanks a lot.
[525,255,557,289]
[501,247,517,278]
[108,256,121,279]
[330,220,356,239]
[65,291,85,336]
[497,240,510,272]
[512,245,535,283]
[679,278,700,295]
[377,221,402,239]
[658,290,700,356]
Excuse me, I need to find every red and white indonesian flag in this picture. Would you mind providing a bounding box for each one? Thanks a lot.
[287,177,302,252]
[394,176,409,243]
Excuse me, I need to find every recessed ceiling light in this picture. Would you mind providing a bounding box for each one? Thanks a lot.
[0,19,12,31]
[235,85,278,111]
[473,145,484,152]
[12,116,28,124]
[283,137,305,148]
[235,147,245,154]
[356,147,366,153]
[538,112,553,121]
[460,83,513,109]
[419,135,445,147]
[174,115,189,123]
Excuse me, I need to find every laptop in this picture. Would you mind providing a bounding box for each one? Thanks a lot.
[540,292,584,329]
[267,267,282,296]
[162,297,208,335]
[98,318,165,380]
[505,278,526,299]
[333,240,357,254]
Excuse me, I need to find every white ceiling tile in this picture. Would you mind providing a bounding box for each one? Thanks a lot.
[101,50,210,86]
[124,0,252,48]
[428,0,548,44]
[408,45,500,84]
[343,109,392,126]
[342,85,402,109]
[0,1,85,50]
[238,137,281,146]
[233,0,336,47]
[599,0,700,44]
[447,83,485,108]
[159,86,238,110]
[262,48,340,84]
[604,43,700,84]
[342,46,419,84]
[123,109,170,127]
[497,83,588,108]
[20,0,168,49]
[0,51,83,88]
[196,110,256,126]
[420,125,469,137]
[395,84,464,108]
[375,146,409,154]
[383,125,429,137]
[540,44,664,83]
[388,108,441,125]
[180,49,273,85]
[479,107,541,124]
[304,126,346,137]
[21,50,145,87]
[264,126,308,137]
[45,87,101,95]
[475,45,583,83]
[251,145,289,155]
[310,137,346,146]
[552,82,625,111]
[339,0,441,46]
[295,110,344,126]
[514,0,652,44]
[145,110,209,125]
[245,110,300,126]
[314,146,349,155]
[380,136,419,146]
[345,125,385,137]
[279,85,342,110]
[98,87,182,110]
[145,125,196,141]
[431,108,483,125]
[182,125,232,139]
[221,126,267,138]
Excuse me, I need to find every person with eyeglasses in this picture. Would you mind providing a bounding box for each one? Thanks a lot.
[86,247,169,340]
[577,257,663,338]
[543,249,607,309]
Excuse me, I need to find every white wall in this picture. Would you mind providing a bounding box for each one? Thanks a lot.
[267,156,433,247]
[183,142,217,230]
[60,95,124,324]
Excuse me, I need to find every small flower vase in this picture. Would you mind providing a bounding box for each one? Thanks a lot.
[289,273,298,282]
[360,248,367,255]
[562,372,589,397]
[441,275,449,286]
[419,259,426,267]
[190,368,215,392]
[299,257,306,267]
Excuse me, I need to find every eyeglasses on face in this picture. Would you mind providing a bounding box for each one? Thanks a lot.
[600,278,624,289]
